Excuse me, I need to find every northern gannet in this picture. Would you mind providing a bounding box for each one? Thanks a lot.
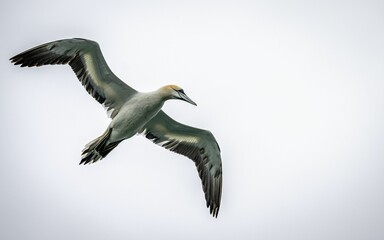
[10,38,222,217]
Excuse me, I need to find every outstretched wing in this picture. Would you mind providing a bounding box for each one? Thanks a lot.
[10,38,136,118]
[140,111,223,217]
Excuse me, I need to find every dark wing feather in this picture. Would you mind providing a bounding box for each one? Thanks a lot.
[141,111,223,217]
[10,38,136,118]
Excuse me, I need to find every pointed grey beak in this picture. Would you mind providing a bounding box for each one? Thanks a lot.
[178,91,197,106]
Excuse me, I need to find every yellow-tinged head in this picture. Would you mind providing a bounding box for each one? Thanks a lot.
[160,85,197,106]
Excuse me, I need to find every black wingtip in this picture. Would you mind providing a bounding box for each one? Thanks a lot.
[79,155,95,165]
[79,159,88,165]
[9,56,21,65]
[209,204,220,218]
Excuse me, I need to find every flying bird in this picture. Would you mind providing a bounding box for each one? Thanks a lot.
[10,38,222,217]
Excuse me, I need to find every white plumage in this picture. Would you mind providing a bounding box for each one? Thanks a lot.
[10,38,222,217]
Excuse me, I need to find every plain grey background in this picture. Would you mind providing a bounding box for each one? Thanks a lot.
[1,0,383,239]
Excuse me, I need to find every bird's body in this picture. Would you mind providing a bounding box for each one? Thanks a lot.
[10,38,222,217]
[82,90,168,164]
[109,91,165,141]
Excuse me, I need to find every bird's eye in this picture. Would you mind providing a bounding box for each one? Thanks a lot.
[178,89,185,94]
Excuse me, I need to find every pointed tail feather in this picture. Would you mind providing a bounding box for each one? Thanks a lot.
[80,128,121,164]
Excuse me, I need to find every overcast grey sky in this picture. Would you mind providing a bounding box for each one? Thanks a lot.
[1,0,384,239]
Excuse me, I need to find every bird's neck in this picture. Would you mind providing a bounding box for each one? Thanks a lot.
[155,87,174,101]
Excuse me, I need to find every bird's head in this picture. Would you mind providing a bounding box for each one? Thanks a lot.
[160,85,197,106]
